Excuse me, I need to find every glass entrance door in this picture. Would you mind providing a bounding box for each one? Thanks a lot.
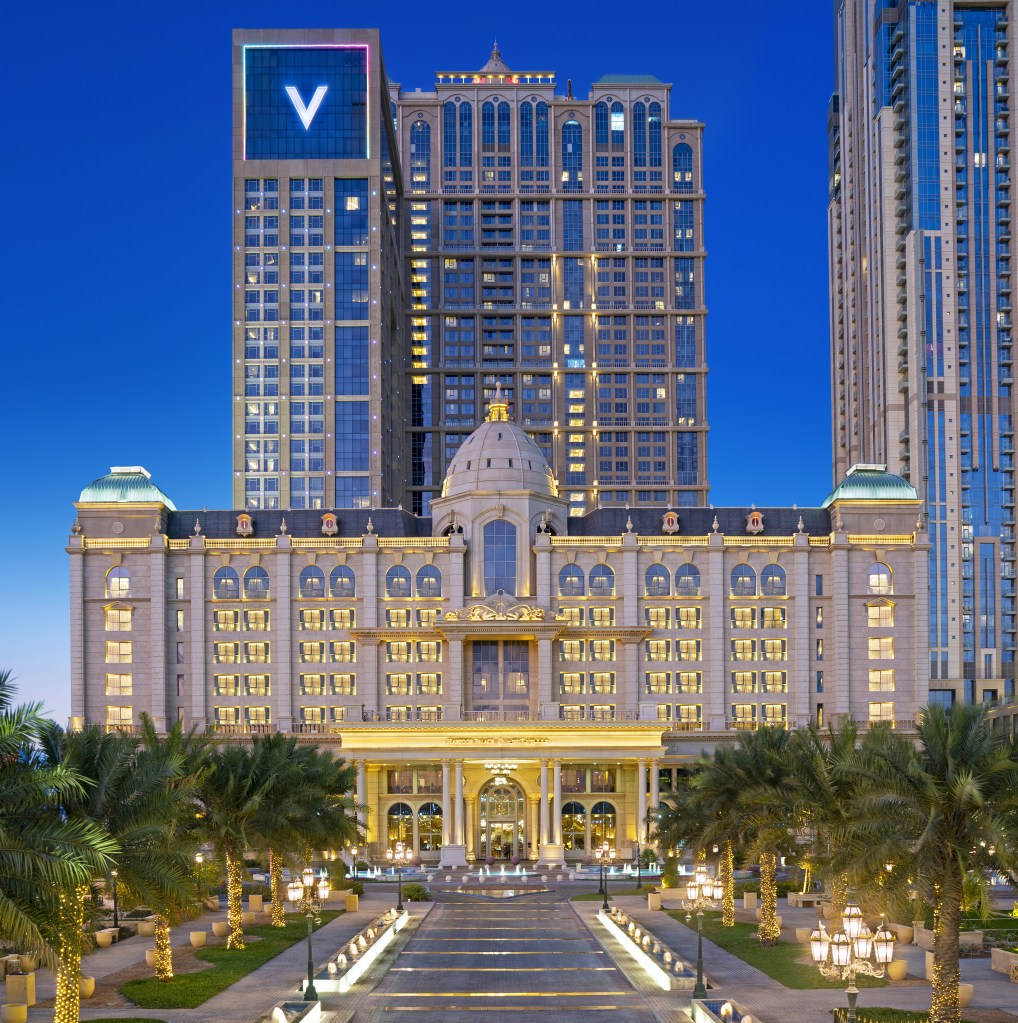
[478,780,526,860]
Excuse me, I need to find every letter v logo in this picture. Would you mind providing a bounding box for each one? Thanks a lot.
[285,85,328,130]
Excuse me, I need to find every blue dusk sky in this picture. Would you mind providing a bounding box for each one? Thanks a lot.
[1,1,835,723]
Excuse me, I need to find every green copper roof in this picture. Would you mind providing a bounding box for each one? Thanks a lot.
[821,464,918,507]
[79,467,176,509]
[593,74,663,85]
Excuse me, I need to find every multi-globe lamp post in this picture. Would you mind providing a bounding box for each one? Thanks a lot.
[287,866,330,1001]
[387,840,410,913]
[110,868,120,929]
[595,841,616,912]
[810,901,895,1023]
[682,863,722,999]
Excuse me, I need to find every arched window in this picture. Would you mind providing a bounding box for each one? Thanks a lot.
[386,565,412,599]
[213,566,239,600]
[673,143,694,193]
[562,119,583,192]
[760,565,786,597]
[731,565,757,597]
[648,102,662,167]
[330,565,356,598]
[443,102,457,167]
[676,564,701,597]
[633,101,647,167]
[298,566,325,599]
[459,102,473,166]
[416,565,442,598]
[868,563,893,595]
[410,119,431,193]
[589,564,615,597]
[106,566,131,599]
[535,101,549,167]
[595,101,609,150]
[484,520,517,595]
[562,800,586,851]
[610,101,625,149]
[591,800,617,847]
[497,101,511,151]
[387,802,413,844]
[481,100,495,151]
[645,564,671,597]
[559,565,585,597]
[520,101,533,166]
[244,566,270,600]
[418,802,443,851]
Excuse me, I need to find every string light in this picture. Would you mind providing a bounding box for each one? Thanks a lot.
[153,915,174,980]
[226,850,246,949]
[720,841,736,927]
[54,884,89,1023]
[758,851,781,944]
[270,850,286,928]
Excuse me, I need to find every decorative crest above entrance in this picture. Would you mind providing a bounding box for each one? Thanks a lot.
[445,591,546,622]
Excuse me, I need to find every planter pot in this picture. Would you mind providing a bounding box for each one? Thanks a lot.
[991,946,1018,976]
[145,948,157,968]
[1,1005,28,1023]
[742,892,757,910]
[959,982,974,1008]
[795,927,813,945]
[94,931,113,949]
[79,976,96,999]
[345,892,359,913]
[647,891,662,912]
[248,894,264,912]
[212,921,230,938]
[886,959,908,981]
[16,957,36,974]
[205,897,220,911]
[891,923,913,944]
[137,920,157,937]
[241,911,256,925]
[189,931,207,948]
[925,951,935,980]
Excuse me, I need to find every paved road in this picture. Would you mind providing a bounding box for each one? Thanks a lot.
[348,890,663,1023]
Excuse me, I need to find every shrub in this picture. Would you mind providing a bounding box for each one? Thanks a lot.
[356,860,369,872]
[660,856,680,889]
[338,880,364,897]
[401,883,431,903]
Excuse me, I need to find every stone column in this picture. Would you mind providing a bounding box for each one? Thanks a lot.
[441,761,452,846]
[356,761,367,841]
[454,760,464,843]
[440,759,468,867]
[528,793,540,859]
[552,758,563,845]
[411,805,420,855]
[539,759,550,845]
[537,757,564,867]
[465,797,477,860]
[636,758,647,847]
[649,758,660,812]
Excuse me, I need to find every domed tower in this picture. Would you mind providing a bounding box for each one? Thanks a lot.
[430,385,567,599]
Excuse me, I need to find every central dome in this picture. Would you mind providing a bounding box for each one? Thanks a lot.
[442,386,558,499]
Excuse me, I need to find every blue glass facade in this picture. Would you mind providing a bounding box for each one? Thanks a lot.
[244,47,368,160]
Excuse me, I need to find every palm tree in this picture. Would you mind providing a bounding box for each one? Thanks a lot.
[843,705,1018,1023]
[39,721,195,1019]
[0,671,116,970]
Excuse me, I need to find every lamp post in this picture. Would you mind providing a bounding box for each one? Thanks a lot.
[681,863,722,999]
[287,865,330,1001]
[387,841,410,913]
[110,869,120,929]
[349,845,359,879]
[809,901,895,1023]
[595,842,616,912]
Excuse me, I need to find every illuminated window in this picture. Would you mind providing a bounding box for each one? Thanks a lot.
[215,706,240,726]
[645,564,670,596]
[656,703,672,721]
[214,610,239,631]
[731,704,757,729]
[562,801,586,851]
[761,607,786,629]
[560,672,585,694]
[731,606,756,629]
[676,564,701,596]
[417,673,442,695]
[330,706,347,723]
[560,607,583,626]
[418,802,443,851]
[589,704,616,721]
[590,672,615,694]
[106,567,131,599]
[676,704,702,730]
[868,637,895,659]
[559,640,585,662]
[731,639,755,661]
[245,642,270,663]
[676,671,701,693]
[387,674,412,695]
[387,642,412,663]
[589,639,616,662]
[868,669,895,691]
[299,566,326,599]
[867,604,895,627]
[418,608,438,628]
[761,671,787,693]
[645,606,670,628]
[105,641,132,664]
[589,606,615,627]
[214,675,240,696]
[387,608,411,628]
[244,566,270,599]
[213,567,240,600]
[330,565,356,598]
[105,705,133,731]
[301,609,326,631]
[731,565,756,597]
[589,564,615,597]
[214,642,240,664]
[677,606,701,629]
[416,565,442,597]
[331,673,356,695]
[246,706,271,726]
[762,704,787,726]
[300,674,326,696]
[245,609,269,631]
[761,639,787,661]
[868,563,893,595]
[417,641,441,662]
[868,702,895,725]
[387,705,412,722]
[331,608,355,629]
[387,803,413,843]
[645,672,670,694]
[645,639,670,661]
[677,639,701,660]
[559,565,585,596]
[559,704,585,721]
[104,607,132,631]
[105,673,133,696]
[386,566,412,598]
[245,675,270,696]
[731,671,756,693]
[484,520,518,595]
[591,801,616,846]
[816,639,824,660]
[331,641,355,662]
[760,565,786,597]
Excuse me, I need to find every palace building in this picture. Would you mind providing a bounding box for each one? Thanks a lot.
[69,392,929,866]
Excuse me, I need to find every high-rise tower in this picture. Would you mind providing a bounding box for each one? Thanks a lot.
[829,1,1016,704]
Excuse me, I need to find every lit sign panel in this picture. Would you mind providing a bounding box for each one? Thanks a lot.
[244,45,369,160]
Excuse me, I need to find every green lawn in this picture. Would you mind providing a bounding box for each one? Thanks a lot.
[833,1012,976,1023]
[571,891,612,901]
[120,912,341,1009]
[666,912,887,990]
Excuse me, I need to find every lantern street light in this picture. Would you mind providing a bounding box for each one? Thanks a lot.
[110,869,120,929]
[809,901,895,1023]
[595,842,616,912]
[386,841,410,913]
[287,865,330,1001]
[681,863,722,999]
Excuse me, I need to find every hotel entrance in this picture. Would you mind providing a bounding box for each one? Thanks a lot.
[477,778,526,860]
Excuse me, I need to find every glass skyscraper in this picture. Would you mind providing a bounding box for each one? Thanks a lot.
[233,31,709,518]
[829,0,1016,704]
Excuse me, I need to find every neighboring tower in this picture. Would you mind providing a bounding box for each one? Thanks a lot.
[394,43,709,517]
[829,1,1016,705]
[232,29,406,512]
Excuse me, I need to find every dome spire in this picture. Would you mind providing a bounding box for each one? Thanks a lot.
[480,38,511,74]
[487,381,509,422]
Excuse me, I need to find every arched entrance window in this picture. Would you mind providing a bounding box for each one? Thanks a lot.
[387,802,413,845]
[478,778,526,860]
[562,801,586,851]
[591,800,617,847]
[418,802,442,851]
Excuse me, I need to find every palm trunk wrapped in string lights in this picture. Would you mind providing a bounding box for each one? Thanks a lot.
[830,872,849,921]
[720,841,735,927]
[225,848,245,949]
[153,915,173,980]
[53,884,89,1023]
[758,851,781,944]
[270,850,286,927]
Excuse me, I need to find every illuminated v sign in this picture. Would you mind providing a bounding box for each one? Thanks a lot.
[285,85,328,130]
